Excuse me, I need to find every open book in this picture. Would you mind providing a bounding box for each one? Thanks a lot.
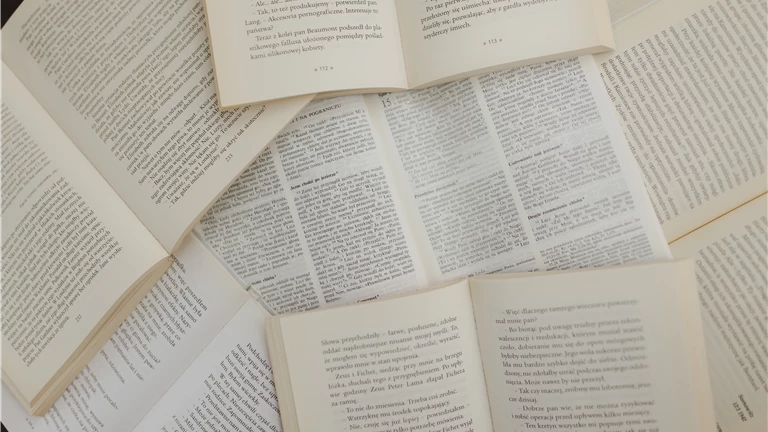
[593,0,767,244]
[203,0,616,108]
[2,236,284,431]
[1,0,309,415]
[1,256,714,432]
[266,260,715,431]
[593,0,768,430]
[193,55,672,312]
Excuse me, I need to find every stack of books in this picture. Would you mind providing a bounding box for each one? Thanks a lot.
[1,0,765,431]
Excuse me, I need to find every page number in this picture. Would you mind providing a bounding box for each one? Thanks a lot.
[75,314,82,322]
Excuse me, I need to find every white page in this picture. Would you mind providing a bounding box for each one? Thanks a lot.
[1,64,167,404]
[205,0,409,107]
[0,236,249,432]
[194,97,427,313]
[366,56,671,283]
[471,261,716,431]
[135,300,279,431]
[670,194,767,432]
[594,0,767,241]
[275,280,494,432]
[2,0,312,252]
[195,57,670,314]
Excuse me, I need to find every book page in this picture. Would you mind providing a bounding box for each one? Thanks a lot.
[395,0,614,88]
[470,261,716,431]
[0,236,250,432]
[193,96,427,313]
[194,57,671,314]
[367,56,671,283]
[135,300,279,431]
[1,64,168,406]
[271,281,493,432]
[594,0,767,242]
[670,194,767,432]
[204,0,408,108]
[2,0,312,252]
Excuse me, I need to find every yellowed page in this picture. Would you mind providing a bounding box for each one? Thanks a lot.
[272,280,494,432]
[593,0,767,242]
[2,0,312,252]
[670,194,767,432]
[1,235,252,430]
[470,261,716,431]
[397,0,614,88]
[204,0,408,108]
[1,64,168,407]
